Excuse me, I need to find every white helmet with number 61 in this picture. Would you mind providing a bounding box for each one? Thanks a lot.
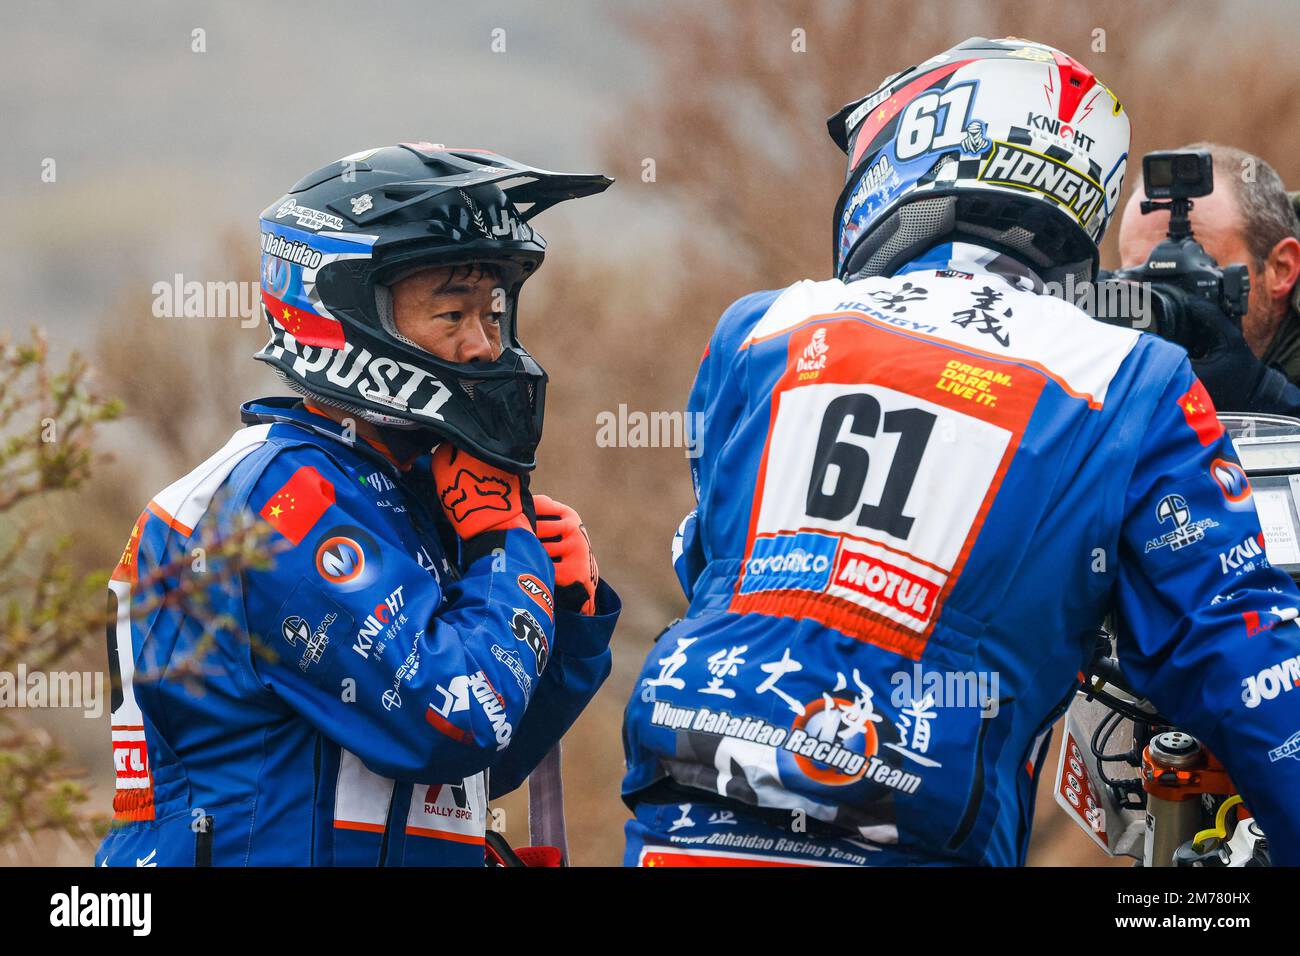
[828,36,1130,285]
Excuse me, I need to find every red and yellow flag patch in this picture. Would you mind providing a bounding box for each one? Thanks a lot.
[259,466,336,545]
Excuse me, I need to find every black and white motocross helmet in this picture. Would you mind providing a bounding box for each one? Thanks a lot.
[255,142,612,471]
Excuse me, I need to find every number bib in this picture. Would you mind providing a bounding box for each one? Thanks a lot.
[731,314,1046,658]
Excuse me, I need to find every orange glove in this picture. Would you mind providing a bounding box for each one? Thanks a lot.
[533,494,599,615]
[432,444,532,539]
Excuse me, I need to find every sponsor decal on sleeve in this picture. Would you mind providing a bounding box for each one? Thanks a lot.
[312,525,382,590]
[352,585,407,660]
[1218,532,1268,576]
[1177,380,1224,447]
[1210,457,1251,503]
[259,466,336,545]
[1144,494,1219,554]
[511,608,550,673]
[1241,653,1300,708]
[281,612,335,673]
[1269,729,1300,763]
[517,573,554,620]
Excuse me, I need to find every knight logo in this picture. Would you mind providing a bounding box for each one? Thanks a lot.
[517,574,554,620]
[316,535,365,585]
[511,608,550,673]
[980,142,1104,231]
[1241,652,1300,709]
[833,551,937,622]
[740,532,838,595]
[1025,113,1097,152]
[796,328,830,379]
[1144,494,1219,554]
[1243,606,1298,638]
[1269,730,1300,763]
[275,199,345,232]
[352,585,407,659]
[261,232,324,269]
[1219,532,1268,576]
[1210,458,1251,504]
[259,328,454,422]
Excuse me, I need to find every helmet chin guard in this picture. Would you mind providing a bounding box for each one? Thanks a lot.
[255,144,612,471]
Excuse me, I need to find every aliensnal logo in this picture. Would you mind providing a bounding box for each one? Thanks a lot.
[1144,494,1219,554]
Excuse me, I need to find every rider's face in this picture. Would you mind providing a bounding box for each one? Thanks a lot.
[390,263,506,363]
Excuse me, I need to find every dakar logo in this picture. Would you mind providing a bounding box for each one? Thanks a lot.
[960,120,989,155]
[440,469,512,522]
[350,194,373,215]
[797,328,830,380]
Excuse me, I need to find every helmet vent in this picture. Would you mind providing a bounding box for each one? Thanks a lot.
[847,196,955,280]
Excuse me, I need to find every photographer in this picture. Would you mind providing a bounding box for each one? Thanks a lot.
[1117,143,1300,413]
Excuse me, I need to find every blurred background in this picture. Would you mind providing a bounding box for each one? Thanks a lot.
[3,0,1300,866]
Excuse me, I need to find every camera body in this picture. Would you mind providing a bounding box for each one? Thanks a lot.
[1095,150,1250,353]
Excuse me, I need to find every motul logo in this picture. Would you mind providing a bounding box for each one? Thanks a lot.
[833,552,936,620]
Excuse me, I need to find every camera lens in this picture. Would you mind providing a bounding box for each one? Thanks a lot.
[1174,154,1200,181]
[1147,158,1173,187]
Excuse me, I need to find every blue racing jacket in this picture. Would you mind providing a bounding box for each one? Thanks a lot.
[622,242,1300,865]
[97,397,617,866]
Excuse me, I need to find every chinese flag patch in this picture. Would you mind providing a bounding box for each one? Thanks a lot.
[261,290,346,349]
[259,466,336,545]
[1178,379,1224,447]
